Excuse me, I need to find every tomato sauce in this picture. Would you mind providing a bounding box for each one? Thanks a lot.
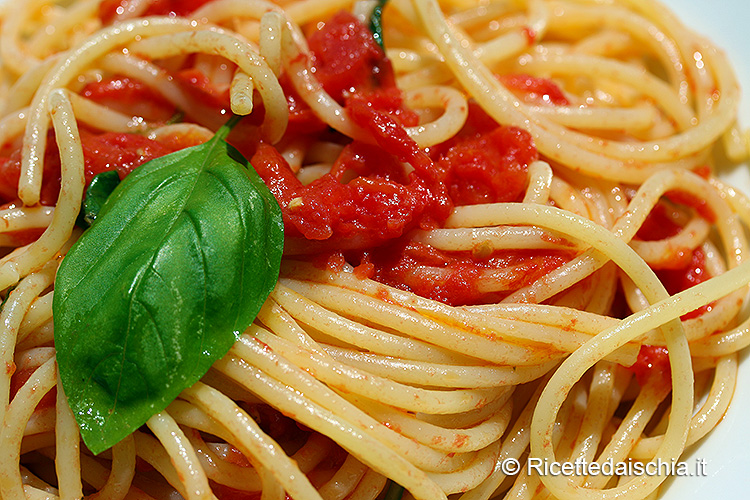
[81,76,176,122]
[9,366,56,412]
[498,74,570,106]
[353,242,572,306]
[307,11,396,103]
[636,196,714,319]
[0,129,194,208]
[627,344,671,388]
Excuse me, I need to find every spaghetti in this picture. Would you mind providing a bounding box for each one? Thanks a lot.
[0,0,749,499]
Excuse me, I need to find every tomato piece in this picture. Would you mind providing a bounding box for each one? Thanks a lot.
[439,126,536,206]
[307,11,395,102]
[627,345,671,388]
[280,76,328,136]
[175,68,230,114]
[664,189,716,223]
[81,76,176,122]
[0,129,191,210]
[0,157,20,204]
[346,92,432,175]
[142,0,215,16]
[636,202,684,242]
[656,247,712,319]
[98,0,124,24]
[251,143,448,252]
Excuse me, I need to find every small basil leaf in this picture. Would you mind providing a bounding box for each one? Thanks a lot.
[384,482,405,500]
[369,0,388,48]
[54,118,283,455]
[77,170,121,229]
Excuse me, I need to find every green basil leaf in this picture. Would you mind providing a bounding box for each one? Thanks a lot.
[54,118,283,455]
[384,482,405,500]
[369,0,388,48]
[77,170,121,229]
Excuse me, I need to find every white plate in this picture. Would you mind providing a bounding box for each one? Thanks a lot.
[658,0,750,498]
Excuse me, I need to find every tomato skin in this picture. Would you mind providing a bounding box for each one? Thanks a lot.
[307,11,395,102]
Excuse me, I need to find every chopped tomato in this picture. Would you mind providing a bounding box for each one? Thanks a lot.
[498,74,569,106]
[438,125,536,206]
[636,201,684,242]
[627,345,671,388]
[142,0,215,16]
[251,143,446,251]
[81,76,176,122]
[307,11,395,102]
[0,129,192,208]
[174,68,230,113]
[346,91,433,175]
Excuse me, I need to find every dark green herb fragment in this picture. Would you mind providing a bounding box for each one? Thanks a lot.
[384,481,405,500]
[77,170,121,229]
[369,0,389,48]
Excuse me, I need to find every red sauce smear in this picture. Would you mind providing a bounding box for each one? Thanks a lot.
[10,366,56,412]
[627,344,671,388]
[353,242,572,306]
[498,74,569,106]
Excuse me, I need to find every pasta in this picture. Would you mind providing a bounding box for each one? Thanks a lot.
[0,0,749,499]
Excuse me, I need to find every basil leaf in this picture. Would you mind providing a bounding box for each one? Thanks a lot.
[384,482,405,500]
[54,118,283,455]
[77,170,121,229]
[369,0,388,48]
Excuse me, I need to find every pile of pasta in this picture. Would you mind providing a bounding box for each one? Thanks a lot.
[0,0,749,499]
